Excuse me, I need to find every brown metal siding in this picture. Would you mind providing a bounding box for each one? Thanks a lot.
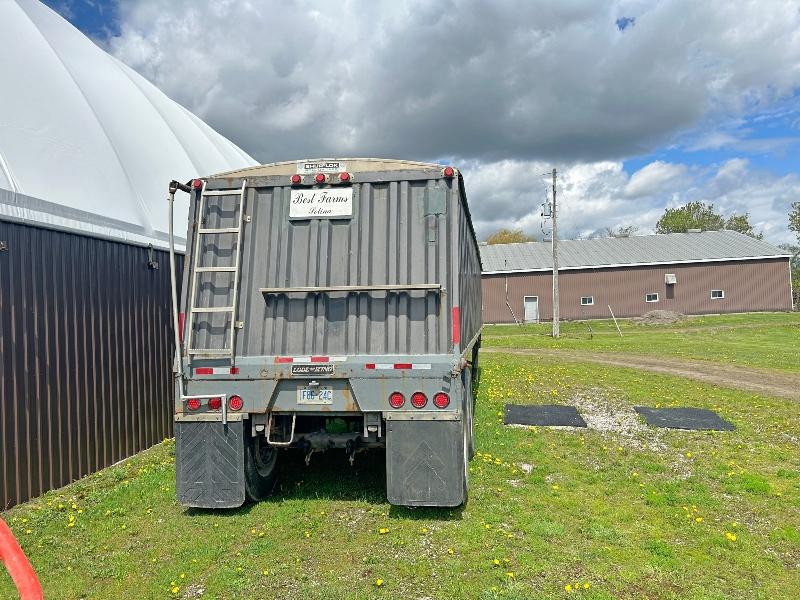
[482,259,792,323]
[0,220,177,509]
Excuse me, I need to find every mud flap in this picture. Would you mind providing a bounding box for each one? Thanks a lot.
[175,419,246,509]
[386,419,465,507]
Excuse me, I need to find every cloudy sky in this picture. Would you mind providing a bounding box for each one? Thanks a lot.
[47,0,800,243]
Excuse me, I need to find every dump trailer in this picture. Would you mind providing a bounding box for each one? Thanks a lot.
[167,158,482,508]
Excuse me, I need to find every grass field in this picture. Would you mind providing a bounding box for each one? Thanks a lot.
[484,312,800,371]
[2,314,799,599]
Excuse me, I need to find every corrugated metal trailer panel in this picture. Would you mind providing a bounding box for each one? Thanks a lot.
[0,220,177,509]
[185,167,480,358]
[456,182,482,347]
[482,258,792,323]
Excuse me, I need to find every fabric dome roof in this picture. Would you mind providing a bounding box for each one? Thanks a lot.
[0,0,257,248]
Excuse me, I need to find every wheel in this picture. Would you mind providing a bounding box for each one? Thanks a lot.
[244,432,278,501]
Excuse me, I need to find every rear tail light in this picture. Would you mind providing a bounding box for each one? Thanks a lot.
[389,392,405,408]
[339,172,350,182]
[192,179,203,189]
[229,395,243,411]
[186,398,201,411]
[410,392,427,409]
[442,166,455,178]
[208,397,222,410]
[290,174,302,184]
[433,392,450,409]
[315,173,326,183]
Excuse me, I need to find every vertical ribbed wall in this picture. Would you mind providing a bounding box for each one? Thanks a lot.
[481,259,793,323]
[0,220,177,508]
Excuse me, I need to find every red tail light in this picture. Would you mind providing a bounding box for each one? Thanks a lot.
[433,392,450,409]
[229,395,243,411]
[186,398,200,411]
[389,392,405,408]
[315,173,326,183]
[442,166,455,178]
[192,179,203,189]
[290,174,302,184]
[339,172,350,182]
[208,397,222,410]
[410,392,427,409]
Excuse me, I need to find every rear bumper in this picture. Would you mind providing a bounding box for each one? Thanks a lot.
[176,355,463,418]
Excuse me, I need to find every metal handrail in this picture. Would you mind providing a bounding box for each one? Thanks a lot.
[167,180,191,399]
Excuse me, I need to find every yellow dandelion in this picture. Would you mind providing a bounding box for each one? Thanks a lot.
[179,573,186,580]
[258,531,265,538]
[725,532,737,542]
[171,586,180,594]
[262,569,269,576]
[420,527,428,533]
[565,584,573,592]
[378,527,389,534]
[447,548,454,555]
[375,578,383,587]
[304,531,311,538]
[492,559,500,566]
[695,517,703,523]
[583,582,590,589]
[506,572,515,578]
[686,452,692,458]
[121,524,127,530]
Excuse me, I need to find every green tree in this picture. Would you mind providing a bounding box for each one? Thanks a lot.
[789,202,800,242]
[725,213,763,239]
[656,201,725,233]
[485,228,536,244]
[656,201,761,238]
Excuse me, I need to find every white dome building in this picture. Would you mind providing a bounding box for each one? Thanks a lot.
[0,0,257,508]
[0,0,256,248]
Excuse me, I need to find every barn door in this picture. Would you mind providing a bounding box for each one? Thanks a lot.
[523,296,539,323]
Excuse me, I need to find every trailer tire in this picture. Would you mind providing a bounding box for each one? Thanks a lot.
[244,433,278,501]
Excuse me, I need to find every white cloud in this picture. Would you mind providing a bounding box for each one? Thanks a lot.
[102,0,800,243]
[106,0,800,163]
[624,161,687,198]
[463,158,800,244]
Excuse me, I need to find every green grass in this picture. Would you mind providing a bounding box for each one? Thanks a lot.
[484,312,800,371]
[3,349,798,599]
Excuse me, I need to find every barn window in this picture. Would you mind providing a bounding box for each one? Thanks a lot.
[711,289,725,299]
[580,296,594,306]
[645,293,659,303]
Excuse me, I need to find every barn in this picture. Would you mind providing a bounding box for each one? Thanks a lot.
[480,230,793,323]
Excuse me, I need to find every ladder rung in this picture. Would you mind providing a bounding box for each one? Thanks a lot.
[203,189,241,196]
[198,227,241,234]
[195,266,237,272]
[188,349,233,355]
[190,306,235,313]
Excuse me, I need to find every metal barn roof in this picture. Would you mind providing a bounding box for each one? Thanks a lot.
[480,230,790,274]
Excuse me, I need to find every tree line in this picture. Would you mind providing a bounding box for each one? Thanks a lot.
[485,201,766,244]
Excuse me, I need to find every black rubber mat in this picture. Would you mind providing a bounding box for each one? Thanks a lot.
[634,407,735,431]
[504,404,587,427]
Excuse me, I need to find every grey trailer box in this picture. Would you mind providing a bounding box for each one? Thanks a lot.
[169,158,482,508]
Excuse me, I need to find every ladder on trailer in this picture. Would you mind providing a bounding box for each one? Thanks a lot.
[185,179,247,362]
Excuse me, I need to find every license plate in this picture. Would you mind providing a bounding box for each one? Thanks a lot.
[297,386,333,405]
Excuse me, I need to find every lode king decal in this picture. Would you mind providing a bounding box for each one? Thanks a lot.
[289,188,353,219]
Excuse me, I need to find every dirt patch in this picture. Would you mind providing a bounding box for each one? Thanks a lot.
[485,348,800,400]
[633,310,686,325]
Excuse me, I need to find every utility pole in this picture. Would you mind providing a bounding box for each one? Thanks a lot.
[551,168,560,338]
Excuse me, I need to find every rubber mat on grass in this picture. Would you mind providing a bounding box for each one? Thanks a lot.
[634,407,735,431]
[504,404,587,427]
